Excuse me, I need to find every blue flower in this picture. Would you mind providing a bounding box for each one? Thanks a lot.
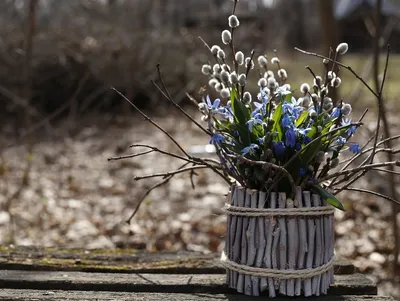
[285,128,297,148]
[304,136,312,144]
[246,113,263,132]
[273,141,286,157]
[341,118,357,135]
[331,107,340,118]
[336,136,346,146]
[299,168,307,176]
[206,95,221,112]
[349,143,361,154]
[241,143,259,156]
[275,85,291,97]
[252,101,266,116]
[283,102,294,115]
[296,127,311,137]
[295,142,302,151]
[209,133,225,144]
[281,114,294,128]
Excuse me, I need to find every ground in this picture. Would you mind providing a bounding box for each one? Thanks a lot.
[0,109,399,298]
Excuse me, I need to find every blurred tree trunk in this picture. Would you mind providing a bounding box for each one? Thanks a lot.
[317,0,338,101]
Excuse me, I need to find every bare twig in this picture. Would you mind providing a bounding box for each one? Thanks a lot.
[134,165,212,181]
[335,187,400,206]
[107,150,154,161]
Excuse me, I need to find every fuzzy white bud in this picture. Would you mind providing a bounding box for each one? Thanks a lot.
[215,82,224,92]
[210,45,220,56]
[258,77,267,88]
[243,91,252,104]
[220,70,230,83]
[217,49,225,59]
[267,77,276,89]
[235,51,244,65]
[327,71,336,80]
[316,151,325,163]
[300,83,310,94]
[221,30,232,45]
[238,73,246,86]
[331,77,341,88]
[230,72,238,84]
[271,57,280,64]
[257,55,268,68]
[245,57,254,69]
[228,15,240,28]
[201,64,212,75]
[322,58,329,65]
[264,70,274,79]
[220,88,230,98]
[301,96,311,107]
[221,64,231,72]
[208,78,218,88]
[277,69,287,80]
[314,76,322,87]
[341,103,352,116]
[336,42,349,55]
[198,102,207,112]
[213,64,221,74]
[309,109,317,119]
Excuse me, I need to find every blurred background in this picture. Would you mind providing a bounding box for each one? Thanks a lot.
[0,0,399,298]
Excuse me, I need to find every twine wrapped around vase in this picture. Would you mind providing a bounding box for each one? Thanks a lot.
[221,185,335,297]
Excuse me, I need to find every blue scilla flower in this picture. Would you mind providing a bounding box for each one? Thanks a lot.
[275,85,291,97]
[349,143,361,154]
[206,95,221,112]
[282,102,294,115]
[252,101,267,116]
[246,113,263,132]
[281,114,294,128]
[336,136,346,146]
[285,128,297,148]
[341,118,357,136]
[273,141,286,157]
[296,127,310,137]
[331,107,341,118]
[209,133,225,144]
[241,143,259,156]
[299,168,307,176]
[304,135,312,144]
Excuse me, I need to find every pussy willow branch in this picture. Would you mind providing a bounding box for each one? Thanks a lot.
[227,154,296,198]
[295,47,379,99]
[134,165,213,181]
[334,187,400,206]
[126,162,189,224]
[112,88,190,158]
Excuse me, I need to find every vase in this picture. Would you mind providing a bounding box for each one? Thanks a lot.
[221,184,335,297]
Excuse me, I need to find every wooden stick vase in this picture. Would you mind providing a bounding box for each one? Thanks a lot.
[221,185,335,297]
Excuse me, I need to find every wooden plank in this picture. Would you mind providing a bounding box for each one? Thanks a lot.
[0,290,394,301]
[0,246,355,275]
[0,270,376,296]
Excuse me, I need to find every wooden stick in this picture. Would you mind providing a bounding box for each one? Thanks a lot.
[312,194,322,296]
[257,191,268,293]
[278,192,288,295]
[286,197,298,296]
[264,192,280,298]
[242,189,252,295]
[228,185,237,288]
[248,190,259,296]
[233,187,245,292]
[295,187,307,296]
[303,191,315,296]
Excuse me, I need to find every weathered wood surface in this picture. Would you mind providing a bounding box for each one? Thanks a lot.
[0,270,377,295]
[0,246,391,300]
[0,246,355,274]
[0,290,395,301]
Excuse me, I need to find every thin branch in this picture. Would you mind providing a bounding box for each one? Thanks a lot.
[295,47,379,99]
[108,150,154,161]
[133,165,211,181]
[335,187,400,206]
[321,160,400,182]
[111,88,190,158]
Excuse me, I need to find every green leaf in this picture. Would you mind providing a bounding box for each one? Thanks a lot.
[295,110,309,127]
[230,88,251,145]
[271,102,283,141]
[312,184,344,211]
